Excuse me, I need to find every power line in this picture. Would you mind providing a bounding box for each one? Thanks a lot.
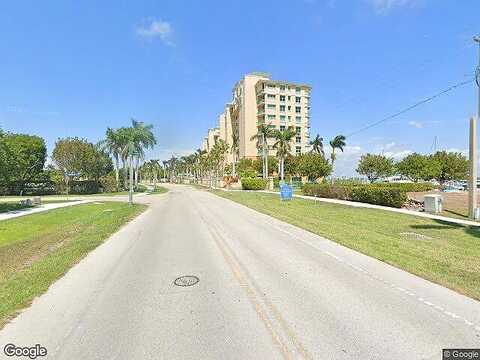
[345,78,474,138]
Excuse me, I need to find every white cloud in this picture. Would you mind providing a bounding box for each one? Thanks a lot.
[136,19,174,45]
[366,0,417,14]
[408,120,424,129]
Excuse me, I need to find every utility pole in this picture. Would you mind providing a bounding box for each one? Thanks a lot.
[469,36,480,219]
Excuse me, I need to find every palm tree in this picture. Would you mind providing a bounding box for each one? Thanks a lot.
[119,120,157,204]
[231,131,239,178]
[310,134,325,157]
[273,127,296,181]
[98,128,124,191]
[131,119,156,187]
[250,123,276,179]
[329,135,346,167]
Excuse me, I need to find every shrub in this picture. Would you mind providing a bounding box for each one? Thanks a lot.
[302,183,415,208]
[99,173,117,193]
[350,187,407,208]
[302,183,353,200]
[69,180,100,194]
[241,177,267,190]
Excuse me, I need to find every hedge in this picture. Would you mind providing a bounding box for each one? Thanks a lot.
[350,186,407,208]
[241,178,268,190]
[302,183,419,208]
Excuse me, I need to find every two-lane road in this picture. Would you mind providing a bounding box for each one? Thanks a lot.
[1,185,479,359]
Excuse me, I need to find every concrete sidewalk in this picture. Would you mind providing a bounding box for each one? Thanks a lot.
[0,200,91,221]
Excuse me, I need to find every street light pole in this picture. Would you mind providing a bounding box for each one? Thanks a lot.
[469,36,480,219]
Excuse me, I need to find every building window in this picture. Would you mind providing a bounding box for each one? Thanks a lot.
[280,115,286,122]
[280,125,286,131]
[295,87,301,93]
[295,116,301,123]
[296,136,301,143]
[267,94,276,99]
[280,95,286,102]
[296,146,301,155]
[288,116,291,121]
[295,97,301,103]
[280,85,286,92]
[295,106,301,114]
[287,96,291,101]
[280,105,285,112]
[287,105,291,111]
[296,126,301,135]
[267,84,276,89]
[267,114,276,120]
[267,104,276,109]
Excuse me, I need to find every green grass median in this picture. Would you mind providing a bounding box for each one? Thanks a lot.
[213,190,480,301]
[0,202,146,328]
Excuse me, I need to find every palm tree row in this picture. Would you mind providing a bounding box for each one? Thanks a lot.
[100,118,156,204]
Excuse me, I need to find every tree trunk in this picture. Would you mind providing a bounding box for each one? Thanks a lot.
[232,153,236,177]
[280,157,285,181]
[115,157,120,191]
[128,156,134,205]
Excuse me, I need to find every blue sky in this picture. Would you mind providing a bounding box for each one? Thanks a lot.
[0,0,478,176]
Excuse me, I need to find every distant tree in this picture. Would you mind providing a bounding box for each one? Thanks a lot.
[296,153,332,182]
[396,153,439,182]
[250,123,276,179]
[237,158,257,178]
[273,127,296,181]
[431,151,468,186]
[98,128,123,190]
[84,144,114,181]
[356,153,395,183]
[329,135,346,167]
[0,132,47,195]
[253,156,278,177]
[52,137,91,193]
[309,134,325,157]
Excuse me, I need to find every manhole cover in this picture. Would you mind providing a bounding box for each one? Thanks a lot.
[174,275,199,287]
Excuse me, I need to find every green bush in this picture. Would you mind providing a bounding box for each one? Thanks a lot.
[302,183,353,200]
[350,187,407,208]
[371,182,435,192]
[302,183,413,208]
[241,177,267,190]
[99,173,117,193]
[69,180,100,194]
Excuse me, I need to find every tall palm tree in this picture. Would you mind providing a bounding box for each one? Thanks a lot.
[310,134,325,157]
[98,128,123,191]
[131,119,156,187]
[273,127,296,181]
[250,123,276,179]
[120,120,157,204]
[329,135,346,166]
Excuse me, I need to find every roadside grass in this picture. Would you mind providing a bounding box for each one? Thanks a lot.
[0,202,146,328]
[150,185,168,194]
[212,190,480,300]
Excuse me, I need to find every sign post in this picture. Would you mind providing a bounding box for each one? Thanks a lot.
[280,183,293,201]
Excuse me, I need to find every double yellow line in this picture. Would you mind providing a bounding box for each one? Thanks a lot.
[194,200,313,360]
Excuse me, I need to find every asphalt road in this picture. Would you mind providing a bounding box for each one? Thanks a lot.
[1,185,479,359]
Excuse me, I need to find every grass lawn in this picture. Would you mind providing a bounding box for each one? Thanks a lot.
[213,190,480,301]
[0,202,146,328]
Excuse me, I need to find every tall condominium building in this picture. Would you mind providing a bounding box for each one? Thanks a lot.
[201,72,311,161]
